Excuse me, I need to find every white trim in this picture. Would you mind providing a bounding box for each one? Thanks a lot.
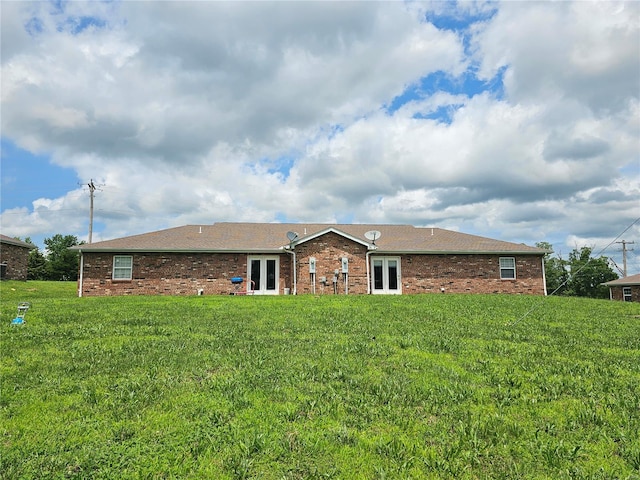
[76,248,544,256]
[359,249,544,255]
[112,255,133,280]
[499,257,516,280]
[290,227,371,249]
[247,255,280,295]
[371,256,402,294]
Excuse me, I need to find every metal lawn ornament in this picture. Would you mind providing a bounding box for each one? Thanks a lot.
[11,302,30,325]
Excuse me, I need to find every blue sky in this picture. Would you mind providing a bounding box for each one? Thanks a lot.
[1,0,639,274]
[1,139,78,211]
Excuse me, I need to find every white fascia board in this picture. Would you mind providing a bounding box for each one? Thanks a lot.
[372,250,546,255]
[602,280,640,287]
[290,227,371,248]
[75,248,285,254]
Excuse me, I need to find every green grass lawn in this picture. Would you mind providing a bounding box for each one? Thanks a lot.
[1,281,639,479]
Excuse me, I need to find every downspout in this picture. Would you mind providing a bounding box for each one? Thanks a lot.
[366,249,373,294]
[541,255,547,296]
[284,247,297,295]
[78,250,84,298]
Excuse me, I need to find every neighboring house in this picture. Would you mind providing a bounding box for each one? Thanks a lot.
[73,223,547,297]
[0,234,35,281]
[603,274,640,302]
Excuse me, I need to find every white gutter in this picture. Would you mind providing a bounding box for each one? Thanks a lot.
[370,250,546,255]
[78,250,84,298]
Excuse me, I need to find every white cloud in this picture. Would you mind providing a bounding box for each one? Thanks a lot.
[2,1,466,165]
[473,1,639,112]
[1,1,638,272]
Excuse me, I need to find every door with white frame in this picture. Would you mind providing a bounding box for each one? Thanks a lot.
[371,257,402,294]
[247,256,279,295]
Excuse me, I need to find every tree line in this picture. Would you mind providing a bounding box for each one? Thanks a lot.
[536,242,618,299]
[19,235,618,298]
[24,235,82,281]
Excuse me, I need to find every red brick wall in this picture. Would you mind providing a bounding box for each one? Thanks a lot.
[400,253,545,295]
[290,235,544,296]
[608,286,639,302]
[79,239,545,297]
[294,232,369,295]
[0,242,30,281]
[79,252,291,296]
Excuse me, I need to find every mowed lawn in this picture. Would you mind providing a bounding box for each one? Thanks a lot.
[1,282,639,479]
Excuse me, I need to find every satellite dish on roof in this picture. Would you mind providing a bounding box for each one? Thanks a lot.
[286,231,299,242]
[364,230,381,244]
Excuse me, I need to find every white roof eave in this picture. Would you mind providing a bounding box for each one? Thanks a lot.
[290,227,371,248]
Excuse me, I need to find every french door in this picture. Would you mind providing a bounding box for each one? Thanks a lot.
[247,256,279,295]
[371,257,401,294]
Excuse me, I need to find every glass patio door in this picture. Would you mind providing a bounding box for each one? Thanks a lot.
[371,257,401,294]
[248,256,279,294]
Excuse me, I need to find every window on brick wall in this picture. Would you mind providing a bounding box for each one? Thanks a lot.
[499,257,516,279]
[113,255,133,280]
[623,287,632,302]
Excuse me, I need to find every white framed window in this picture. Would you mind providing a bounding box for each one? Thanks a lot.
[499,257,516,279]
[623,287,632,302]
[113,255,133,280]
[371,256,401,294]
[247,256,279,295]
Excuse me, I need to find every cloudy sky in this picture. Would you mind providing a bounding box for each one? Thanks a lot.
[1,1,639,274]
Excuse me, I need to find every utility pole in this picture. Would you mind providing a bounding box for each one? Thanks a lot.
[615,240,635,277]
[88,180,96,244]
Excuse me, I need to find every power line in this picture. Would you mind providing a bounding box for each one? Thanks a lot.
[2,206,151,218]
[509,216,640,327]
[608,257,624,276]
[1,208,87,216]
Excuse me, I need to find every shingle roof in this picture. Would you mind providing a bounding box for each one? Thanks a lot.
[603,273,640,286]
[74,223,546,255]
[0,234,36,249]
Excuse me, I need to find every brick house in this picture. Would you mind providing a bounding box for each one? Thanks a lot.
[603,274,640,302]
[73,223,547,297]
[0,234,35,281]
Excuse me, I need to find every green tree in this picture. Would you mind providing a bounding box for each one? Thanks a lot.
[536,242,570,295]
[24,237,47,280]
[44,234,81,281]
[566,246,618,299]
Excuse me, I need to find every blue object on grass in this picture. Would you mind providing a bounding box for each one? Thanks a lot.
[11,302,30,325]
